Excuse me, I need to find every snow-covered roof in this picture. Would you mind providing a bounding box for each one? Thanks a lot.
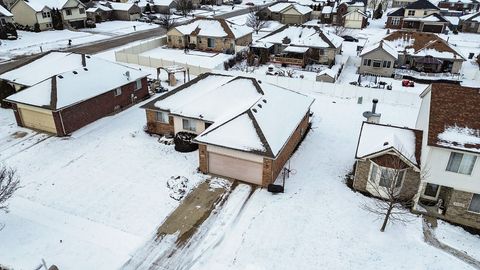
[460,11,480,22]
[444,16,460,25]
[259,25,343,49]
[173,18,252,39]
[87,5,112,12]
[195,80,314,157]
[438,126,480,153]
[284,45,310,53]
[21,0,78,11]
[356,122,421,167]
[318,64,340,78]
[103,1,136,11]
[322,5,333,13]
[1,52,92,87]
[5,56,149,110]
[360,41,398,59]
[268,2,312,15]
[343,9,367,18]
[403,13,448,22]
[0,5,13,16]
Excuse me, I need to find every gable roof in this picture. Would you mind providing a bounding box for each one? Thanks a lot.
[342,9,367,17]
[388,7,405,16]
[17,0,82,11]
[194,81,314,157]
[403,12,448,22]
[267,2,312,15]
[405,0,439,10]
[172,18,252,39]
[4,56,149,110]
[461,11,480,22]
[360,40,398,59]
[422,84,480,154]
[356,122,423,168]
[258,25,343,49]
[383,31,465,60]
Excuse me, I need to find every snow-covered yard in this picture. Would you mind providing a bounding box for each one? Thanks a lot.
[0,30,109,60]
[0,79,477,269]
[82,21,159,36]
[139,47,233,69]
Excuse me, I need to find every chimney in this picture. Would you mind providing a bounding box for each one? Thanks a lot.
[372,98,378,113]
[50,76,58,110]
[125,71,130,80]
[81,54,86,67]
[362,99,381,123]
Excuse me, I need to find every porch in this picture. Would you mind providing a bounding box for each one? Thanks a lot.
[270,45,309,67]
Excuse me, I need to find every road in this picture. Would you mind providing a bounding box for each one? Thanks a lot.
[0,26,166,75]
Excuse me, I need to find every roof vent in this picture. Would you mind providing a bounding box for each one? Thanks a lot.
[258,80,262,84]
[252,108,257,113]
[199,114,203,118]
[84,68,88,71]
[86,55,91,59]
[258,104,262,108]
[73,71,78,74]
[383,142,389,146]
[58,75,63,79]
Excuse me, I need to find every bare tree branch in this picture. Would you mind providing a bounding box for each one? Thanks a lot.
[245,8,268,34]
[0,164,20,213]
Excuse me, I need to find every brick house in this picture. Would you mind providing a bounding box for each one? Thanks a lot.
[166,18,253,54]
[353,122,423,201]
[252,25,343,67]
[141,73,314,186]
[257,2,312,25]
[459,11,480,32]
[413,84,480,230]
[386,0,449,33]
[4,54,149,136]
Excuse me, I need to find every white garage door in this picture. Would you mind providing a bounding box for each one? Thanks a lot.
[208,152,263,185]
[19,107,57,134]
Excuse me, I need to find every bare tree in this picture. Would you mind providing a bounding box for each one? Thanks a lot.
[361,154,418,232]
[176,0,194,17]
[158,12,177,30]
[0,165,20,221]
[246,8,268,34]
[330,25,350,37]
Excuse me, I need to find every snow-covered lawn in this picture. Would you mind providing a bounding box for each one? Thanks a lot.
[0,30,109,60]
[82,21,159,36]
[0,101,206,270]
[139,47,233,69]
[435,220,480,261]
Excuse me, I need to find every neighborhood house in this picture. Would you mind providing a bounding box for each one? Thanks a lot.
[358,31,465,77]
[252,25,343,67]
[141,73,314,186]
[258,2,312,24]
[11,0,87,30]
[386,0,449,33]
[166,18,253,54]
[3,53,149,136]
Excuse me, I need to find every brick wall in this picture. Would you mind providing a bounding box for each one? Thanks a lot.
[353,160,370,192]
[262,112,310,186]
[54,77,148,136]
[235,34,253,46]
[145,109,174,135]
[444,189,480,229]
[198,144,208,173]
[386,17,403,29]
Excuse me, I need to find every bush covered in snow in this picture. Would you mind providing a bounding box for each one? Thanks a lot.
[167,176,188,201]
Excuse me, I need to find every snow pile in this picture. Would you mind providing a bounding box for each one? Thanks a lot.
[167,176,188,201]
[437,125,480,152]
[209,178,231,190]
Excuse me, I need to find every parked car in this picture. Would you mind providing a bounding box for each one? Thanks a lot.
[245,2,255,6]
[233,0,242,4]
[137,16,151,23]
[341,35,358,42]
[402,80,415,87]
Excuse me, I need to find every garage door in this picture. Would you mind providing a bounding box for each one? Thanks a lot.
[422,24,443,33]
[19,107,57,134]
[208,152,263,185]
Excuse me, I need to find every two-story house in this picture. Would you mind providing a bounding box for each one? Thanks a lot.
[413,83,480,230]
[11,0,87,30]
[459,11,480,33]
[166,18,252,54]
[438,0,479,13]
[386,0,449,33]
[257,2,312,25]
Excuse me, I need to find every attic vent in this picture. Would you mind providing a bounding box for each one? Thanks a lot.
[86,55,91,59]
[383,142,389,146]
[252,108,258,113]
[257,104,262,108]
[258,80,262,84]
[199,114,203,118]
[58,75,63,79]
[262,99,267,103]
[73,71,78,74]
[83,68,88,71]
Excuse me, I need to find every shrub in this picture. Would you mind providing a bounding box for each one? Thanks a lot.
[34,23,41,32]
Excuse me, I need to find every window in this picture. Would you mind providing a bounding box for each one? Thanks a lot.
[408,10,415,16]
[446,152,477,175]
[155,111,169,123]
[424,183,440,198]
[135,79,142,91]
[0,18,5,25]
[392,17,400,25]
[114,87,122,96]
[372,60,382,68]
[367,59,372,66]
[79,8,85,14]
[363,58,369,66]
[468,194,480,213]
[182,118,196,132]
[319,49,325,55]
[42,11,50,18]
[370,163,406,189]
[423,10,428,15]
[207,38,215,48]
[66,9,72,16]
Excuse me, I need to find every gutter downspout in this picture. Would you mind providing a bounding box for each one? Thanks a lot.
[58,110,67,136]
